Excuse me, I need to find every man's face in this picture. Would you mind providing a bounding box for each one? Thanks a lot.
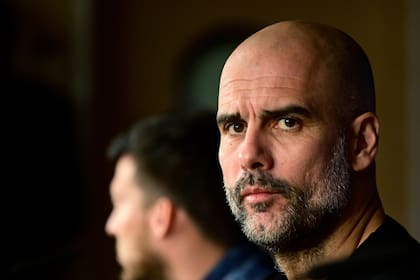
[106,155,165,280]
[217,41,351,252]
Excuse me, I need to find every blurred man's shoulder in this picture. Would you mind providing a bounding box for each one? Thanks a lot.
[263,271,287,280]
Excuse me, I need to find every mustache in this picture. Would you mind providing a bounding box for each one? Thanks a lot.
[232,171,297,202]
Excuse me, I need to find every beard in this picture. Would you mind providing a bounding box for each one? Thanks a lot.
[224,134,351,253]
[118,234,167,280]
[120,253,166,280]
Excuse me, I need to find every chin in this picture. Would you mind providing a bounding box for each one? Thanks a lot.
[121,269,141,280]
[242,201,287,234]
[119,261,144,280]
[245,197,286,218]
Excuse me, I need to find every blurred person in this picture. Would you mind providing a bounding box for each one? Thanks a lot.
[216,20,420,279]
[105,111,277,280]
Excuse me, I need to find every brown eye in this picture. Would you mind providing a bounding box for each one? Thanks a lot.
[226,122,245,135]
[278,117,300,130]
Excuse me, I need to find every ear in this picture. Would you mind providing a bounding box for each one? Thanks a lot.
[150,197,175,238]
[349,112,379,171]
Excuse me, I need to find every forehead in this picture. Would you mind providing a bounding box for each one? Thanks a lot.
[218,31,342,114]
[113,155,137,181]
[219,76,305,105]
[218,76,323,120]
[218,62,338,120]
[110,155,140,196]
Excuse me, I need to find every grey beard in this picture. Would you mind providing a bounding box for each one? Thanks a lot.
[223,134,351,254]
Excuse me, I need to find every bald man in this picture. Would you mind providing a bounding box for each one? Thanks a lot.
[216,20,420,280]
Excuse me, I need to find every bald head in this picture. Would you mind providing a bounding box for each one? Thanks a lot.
[219,20,375,125]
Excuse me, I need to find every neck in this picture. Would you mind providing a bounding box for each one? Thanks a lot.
[168,237,226,280]
[273,187,385,280]
[164,212,227,280]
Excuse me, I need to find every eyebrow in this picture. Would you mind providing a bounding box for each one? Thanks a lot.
[216,112,242,127]
[216,105,312,126]
[262,105,312,119]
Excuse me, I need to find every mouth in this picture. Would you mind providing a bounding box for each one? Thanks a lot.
[240,186,281,204]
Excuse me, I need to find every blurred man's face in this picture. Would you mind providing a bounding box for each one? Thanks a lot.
[106,155,165,280]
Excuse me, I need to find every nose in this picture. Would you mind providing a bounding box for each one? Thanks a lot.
[238,129,273,171]
[105,212,116,236]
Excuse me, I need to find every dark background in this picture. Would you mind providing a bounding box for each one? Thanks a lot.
[1,0,419,279]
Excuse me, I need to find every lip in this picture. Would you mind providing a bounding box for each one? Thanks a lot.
[240,186,279,203]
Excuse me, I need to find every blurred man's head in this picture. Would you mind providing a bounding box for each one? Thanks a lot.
[106,111,245,280]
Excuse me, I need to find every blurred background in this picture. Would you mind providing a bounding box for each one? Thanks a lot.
[2,0,419,279]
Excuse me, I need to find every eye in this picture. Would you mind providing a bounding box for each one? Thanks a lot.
[277,117,300,130]
[225,122,246,135]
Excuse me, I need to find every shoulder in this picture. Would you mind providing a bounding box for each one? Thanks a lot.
[205,242,279,280]
[263,271,287,280]
[307,215,420,279]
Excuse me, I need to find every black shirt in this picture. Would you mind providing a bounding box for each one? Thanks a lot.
[308,215,420,279]
[264,216,420,280]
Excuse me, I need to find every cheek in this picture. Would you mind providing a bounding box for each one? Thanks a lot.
[115,205,148,261]
[116,214,147,270]
[113,205,145,236]
[274,140,330,185]
[219,142,239,186]
[307,155,335,185]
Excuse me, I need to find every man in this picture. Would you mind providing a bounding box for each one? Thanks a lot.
[105,111,277,280]
[216,20,420,279]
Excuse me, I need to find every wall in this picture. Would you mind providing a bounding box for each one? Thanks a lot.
[92,2,412,276]
[94,0,409,223]
[4,0,416,279]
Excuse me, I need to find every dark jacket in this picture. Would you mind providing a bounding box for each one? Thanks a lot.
[308,215,420,280]
[204,242,278,280]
